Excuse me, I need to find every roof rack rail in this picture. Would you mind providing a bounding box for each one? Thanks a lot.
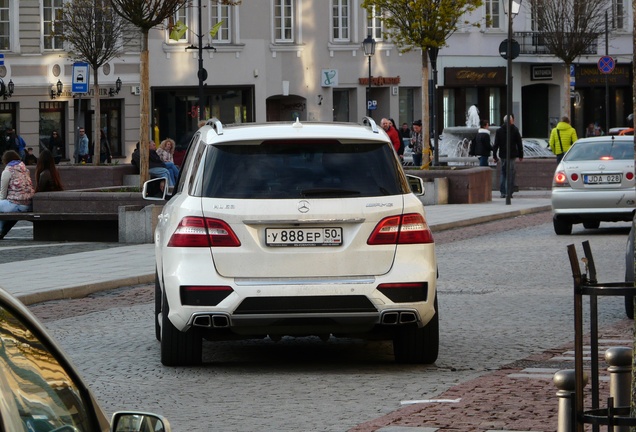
[206,118,224,135]
[362,116,379,134]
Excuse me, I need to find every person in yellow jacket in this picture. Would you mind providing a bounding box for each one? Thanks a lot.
[549,116,578,163]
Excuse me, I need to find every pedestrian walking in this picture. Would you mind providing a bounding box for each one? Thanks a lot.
[492,114,523,198]
[549,116,577,163]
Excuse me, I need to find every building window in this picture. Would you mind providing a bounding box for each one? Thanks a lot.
[168,6,188,43]
[485,0,500,29]
[43,0,64,50]
[332,0,349,42]
[39,102,66,160]
[274,0,294,42]
[612,0,624,29]
[366,6,383,41]
[210,3,230,43]
[0,0,9,51]
[333,89,351,121]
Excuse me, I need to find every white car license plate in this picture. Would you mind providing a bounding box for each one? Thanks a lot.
[266,227,342,247]
[584,174,622,184]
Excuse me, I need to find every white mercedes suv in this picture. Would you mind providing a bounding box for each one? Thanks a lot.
[145,118,438,366]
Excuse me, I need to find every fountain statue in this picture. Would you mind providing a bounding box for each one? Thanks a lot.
[437,105,554,164]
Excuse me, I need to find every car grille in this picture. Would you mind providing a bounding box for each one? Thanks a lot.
[234,295,377,315]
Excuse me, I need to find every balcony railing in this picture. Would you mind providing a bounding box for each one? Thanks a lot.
[514,31,598,56]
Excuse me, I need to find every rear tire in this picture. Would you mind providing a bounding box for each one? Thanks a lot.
[154,272,161,341]
[161,290,202,366]
[553,217,572,235]
[583,221,600,229]
[625,296,634,319]
[393,299,439,364]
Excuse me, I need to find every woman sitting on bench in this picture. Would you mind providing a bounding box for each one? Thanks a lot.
[0,150,35,239]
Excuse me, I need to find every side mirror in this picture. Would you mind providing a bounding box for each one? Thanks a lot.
[142,177,168,201]
[111,412,171,432]
[406,174,425,196]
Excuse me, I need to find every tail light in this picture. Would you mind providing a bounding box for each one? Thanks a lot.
[168,217,241,247]
[367,213,434,245]
[553,170,570,187]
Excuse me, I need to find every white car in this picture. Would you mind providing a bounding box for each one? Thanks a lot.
[551,135,636,235]
[145,118,439,366]
[0,286,171,432]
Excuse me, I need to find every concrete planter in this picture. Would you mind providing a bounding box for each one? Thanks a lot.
[119,205,163,244]
[33,189,147,214]
[32,189,152,242]
[27,164,138,190]
[406,166,492,204]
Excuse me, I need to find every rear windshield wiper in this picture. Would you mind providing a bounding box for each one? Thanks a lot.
[300,188,361,197]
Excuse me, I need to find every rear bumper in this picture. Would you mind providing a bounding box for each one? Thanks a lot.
[188,308,423,338]
[551,188,635,222]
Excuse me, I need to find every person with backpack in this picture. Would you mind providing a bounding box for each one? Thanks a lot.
[549,116,578,163]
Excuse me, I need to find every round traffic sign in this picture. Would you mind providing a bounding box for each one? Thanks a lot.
[499,39,520,60]
[598,56,615,74]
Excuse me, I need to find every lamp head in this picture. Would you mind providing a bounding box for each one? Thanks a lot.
[362,35,376,57]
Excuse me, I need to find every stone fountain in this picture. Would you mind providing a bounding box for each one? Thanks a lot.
[437,105,554,163]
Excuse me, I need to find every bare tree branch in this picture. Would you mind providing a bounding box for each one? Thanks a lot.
[59,0,135,164]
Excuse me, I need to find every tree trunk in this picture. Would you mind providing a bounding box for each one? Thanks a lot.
[421,52,430,169]
[563,63,572,120]
[630,0,636,425]
[92,68,101,165]
[139,30,150,188]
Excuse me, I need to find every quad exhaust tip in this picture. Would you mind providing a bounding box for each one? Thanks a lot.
[381,311,419,325]
[192,314,230,328]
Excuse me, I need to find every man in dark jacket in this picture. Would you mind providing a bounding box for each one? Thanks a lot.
[492,114,523,198]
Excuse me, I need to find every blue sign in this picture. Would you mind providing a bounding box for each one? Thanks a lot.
[598,56,615,74]
[367,100,377,110]
[0,53,5,66]
[72,62,89,93]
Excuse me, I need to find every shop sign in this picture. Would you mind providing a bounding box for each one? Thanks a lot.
[321,69,338,87]
[358,76,401,86]
[531,65,552,80]
[575,64,631,87]
[444,67,505,87]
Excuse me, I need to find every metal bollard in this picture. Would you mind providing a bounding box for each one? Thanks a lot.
[554,369,588,432]
[605,347,632,432]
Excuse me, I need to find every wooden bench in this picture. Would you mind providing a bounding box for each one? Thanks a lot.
[0,212,119,242]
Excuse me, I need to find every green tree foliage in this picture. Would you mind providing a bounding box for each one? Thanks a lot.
[361,0,482,167]
[59,0,133,164]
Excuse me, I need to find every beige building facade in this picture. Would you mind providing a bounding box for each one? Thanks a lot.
[1,0,633,162]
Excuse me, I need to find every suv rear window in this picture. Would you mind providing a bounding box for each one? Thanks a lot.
[200,140,406,199]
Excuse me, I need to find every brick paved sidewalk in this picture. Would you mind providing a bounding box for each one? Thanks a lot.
[350,319,634,432]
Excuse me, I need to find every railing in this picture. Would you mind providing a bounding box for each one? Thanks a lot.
[514,31,598,56]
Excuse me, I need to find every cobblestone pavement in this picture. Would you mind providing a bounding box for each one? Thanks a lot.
[23,212,633,432]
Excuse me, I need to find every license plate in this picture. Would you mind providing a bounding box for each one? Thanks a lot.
[266,227,342,247]
[584,174,622,184]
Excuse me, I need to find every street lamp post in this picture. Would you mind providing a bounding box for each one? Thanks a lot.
[362,35,376,117]
[503,0,521,205]
[185,0,216,121]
